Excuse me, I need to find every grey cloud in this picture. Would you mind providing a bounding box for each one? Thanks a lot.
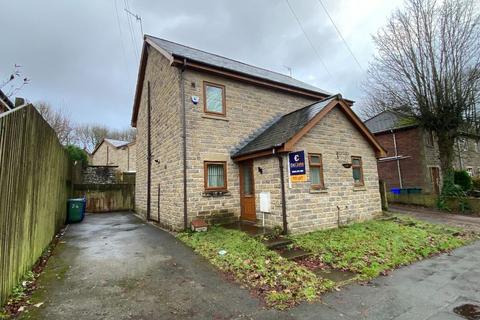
[0,0,401,129]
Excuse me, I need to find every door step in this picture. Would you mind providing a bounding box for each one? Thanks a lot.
[263,238,293,250]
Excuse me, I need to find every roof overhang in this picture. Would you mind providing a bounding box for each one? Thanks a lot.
[232,98,387,162]
[130,38,354,127]
[372,124,419,135]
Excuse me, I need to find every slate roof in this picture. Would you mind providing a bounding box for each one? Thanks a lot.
[145,35,332,97]
[233,95,339,157]
[364,110,416,134]
[104,139,131,148]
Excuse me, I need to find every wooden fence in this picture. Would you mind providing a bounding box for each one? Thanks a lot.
[0,105,71,305]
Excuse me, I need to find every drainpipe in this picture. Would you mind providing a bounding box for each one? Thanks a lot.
[392,130,403,188]
[146,81,152,221]
[276,152,288,235]
[181,58,188,230]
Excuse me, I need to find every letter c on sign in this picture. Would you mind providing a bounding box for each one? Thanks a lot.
[294,155,300,162]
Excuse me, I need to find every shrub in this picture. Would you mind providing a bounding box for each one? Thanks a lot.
[454,170,472,191]
[65,145,88,165]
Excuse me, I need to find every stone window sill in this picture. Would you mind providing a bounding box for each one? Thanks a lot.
[201,114,229,122]
[310,188,328,194]
[202,190,231,197]
[353,187,367,191]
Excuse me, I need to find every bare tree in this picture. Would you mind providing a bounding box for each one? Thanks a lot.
[1,64,30,97]
[75,124,136,152]
[35,102,76,146]
[363,0,480,181]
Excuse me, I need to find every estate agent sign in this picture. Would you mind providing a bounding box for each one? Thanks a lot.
[288,151,307,182]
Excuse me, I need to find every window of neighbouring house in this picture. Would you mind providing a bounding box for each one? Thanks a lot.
[466,167,473,177]
[425,130,434,147]
[308,153,324,189]
[351,156,364,186]
[204,161,227,191]
[203,82,225,115]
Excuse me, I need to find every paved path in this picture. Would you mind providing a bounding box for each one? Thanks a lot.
[20,212,480,320]
[390,204,480,231]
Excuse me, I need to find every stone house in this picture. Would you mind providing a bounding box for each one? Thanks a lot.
[131,35,386,234]
[91,138,136,172]
[365,110,480,194]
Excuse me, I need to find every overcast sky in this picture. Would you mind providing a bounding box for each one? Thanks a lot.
[0,0,404,130]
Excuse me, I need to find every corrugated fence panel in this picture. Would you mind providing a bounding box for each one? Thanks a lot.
[0,105,71,305]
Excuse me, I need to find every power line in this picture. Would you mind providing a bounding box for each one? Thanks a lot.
[113,0,132,79]
[285,0,332,77]
[124,0,140,61]
[124,8,143,36]
[316,0,363,71]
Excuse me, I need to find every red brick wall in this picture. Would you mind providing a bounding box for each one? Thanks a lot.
[375,128,426,191]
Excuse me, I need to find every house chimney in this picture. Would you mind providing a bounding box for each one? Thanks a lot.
[14,97,25,107]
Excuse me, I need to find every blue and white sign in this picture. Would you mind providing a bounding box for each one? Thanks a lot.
[288,151,307,182]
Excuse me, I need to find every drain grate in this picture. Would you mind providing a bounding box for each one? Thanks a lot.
[453,304,480,320]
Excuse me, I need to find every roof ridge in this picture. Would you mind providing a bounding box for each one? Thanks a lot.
[145,35,312,83]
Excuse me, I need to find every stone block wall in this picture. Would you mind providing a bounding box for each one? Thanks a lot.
[134,48,184,229]
[256,108,382,234]
[82,166,119,184]
[182,70,317,224]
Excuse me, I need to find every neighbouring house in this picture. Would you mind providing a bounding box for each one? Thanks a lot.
[91,138,136,172]
[131,35,386,234]
[364,110,480,194]
[0,89,14,113]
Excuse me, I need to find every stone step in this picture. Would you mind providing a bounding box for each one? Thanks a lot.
[277,248,311,260]
[207,215,238,225]
[263,238,293,250]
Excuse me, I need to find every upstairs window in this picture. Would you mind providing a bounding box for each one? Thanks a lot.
[308,153,325,190]
[203,82,225,116]
[352,156,364,187]
[204,161,227,191]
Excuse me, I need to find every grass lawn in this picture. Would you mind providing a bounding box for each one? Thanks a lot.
[291,216,477,279]
[178,216,477,309]
[177,227,334,309]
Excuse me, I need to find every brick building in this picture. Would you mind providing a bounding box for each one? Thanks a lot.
[365,110,480,194]
[91,138,136,172]
[131,35,385,234]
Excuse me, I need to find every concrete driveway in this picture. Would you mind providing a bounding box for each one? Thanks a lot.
[20,212,480,320]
